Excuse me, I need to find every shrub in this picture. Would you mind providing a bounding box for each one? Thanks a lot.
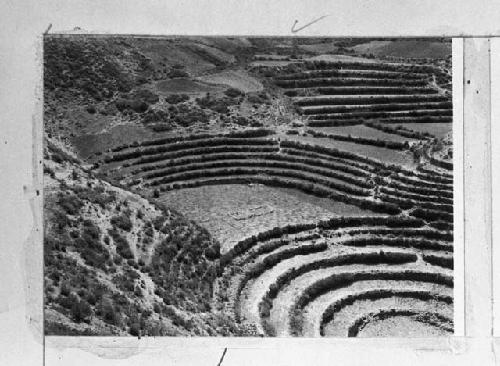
[429,220,453,231]
[167,68,189,78]
[134,286,144,297]
[423,254,453,269]
[150,123,173,132]
[411,208,453,223]
[73,185,116,209]
[165,94,189,104]
[111,214,133,232]
[142,109,169,124]
[115,98,149,113]
[109,229,133,259]
[71,299,93,322]
[97,297,119,326]
[233,116,250,126]
[224,87,243,98]
[57,193,84,215]
[60,282,71,296]
[204,242,221,260]
[128,89,159,104]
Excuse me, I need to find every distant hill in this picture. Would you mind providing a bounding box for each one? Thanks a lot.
[350,40,452,59]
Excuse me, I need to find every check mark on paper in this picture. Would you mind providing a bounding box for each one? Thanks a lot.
[291,15,330,33]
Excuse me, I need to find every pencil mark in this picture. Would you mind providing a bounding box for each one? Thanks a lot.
[44,24,52,35]
[217,348,228,366]
[291,15,330,33]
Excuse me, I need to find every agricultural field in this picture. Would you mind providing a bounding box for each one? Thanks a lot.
[403,122,452,138]
[43,36,454,338]
[159,184,376,252]
[156,78,223,95]
[196,70,264,93]
[308,125,419,143]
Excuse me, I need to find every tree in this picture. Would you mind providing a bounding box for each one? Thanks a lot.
[71,299,93,323]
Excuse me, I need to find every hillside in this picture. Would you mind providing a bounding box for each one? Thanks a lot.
[44,36,454,337]
[44,142,245,336]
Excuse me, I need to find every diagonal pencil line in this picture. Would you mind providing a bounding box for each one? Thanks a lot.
[216,348,228,366]
[291,15,330,33]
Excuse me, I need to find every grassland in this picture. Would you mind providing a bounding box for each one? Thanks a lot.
[403,123,452,138]
[196,70,263,92]
[156,78,223,95]
[158,184,377,252]
[308,125,419,143]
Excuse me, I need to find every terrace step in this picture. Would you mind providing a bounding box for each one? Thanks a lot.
[276,77,429,89]
[105,137,278,163]
[300,102,453,115]
[301,280,452,337]
[313,86,439,95]
[306,109,453,120]
[301,61,443,74]
[294,95,449,107]
[287,267,452,336]
[137,156,373,186]
[247,250,420,335]
[324,299,452,337]
[147,165,372,196]
[276,69,428,81]
[118,145,281,167]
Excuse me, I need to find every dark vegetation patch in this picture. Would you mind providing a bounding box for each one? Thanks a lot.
[196,93,240,114]
[145,207,220,312]
[165,94,190,104]
[44,172,227,335]
[44,37,153,103]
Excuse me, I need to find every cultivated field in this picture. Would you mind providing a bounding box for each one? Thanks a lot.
[43,36,454,337]
[158,184,376,251]
[196,70,264,93]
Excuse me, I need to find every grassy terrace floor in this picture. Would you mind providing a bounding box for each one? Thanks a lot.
[158,184,378,252]
[281,134,417,168]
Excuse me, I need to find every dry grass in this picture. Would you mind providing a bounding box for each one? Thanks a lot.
[196,70,263,92]
[158,184,375,252]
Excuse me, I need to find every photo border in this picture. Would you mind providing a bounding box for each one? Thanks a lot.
[1,1,498,365]
[42,35,468,364]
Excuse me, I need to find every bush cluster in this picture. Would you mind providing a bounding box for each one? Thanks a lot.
[44,38,152,102]
[109,128,273,152]
[111,213,133,232]
[295,95,447,107]
[108,228,134,259]
[106,137,277,163]
[277,69,426,82]
[196,94,238,114]
[143,157,373,191]
[306,129,407,150]
[276,77,428,89]
[165,94,189,104]
[315,86,439,96]
[423,254,453,269]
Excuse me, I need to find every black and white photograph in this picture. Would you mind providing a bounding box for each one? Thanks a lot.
[42,36,457,338]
